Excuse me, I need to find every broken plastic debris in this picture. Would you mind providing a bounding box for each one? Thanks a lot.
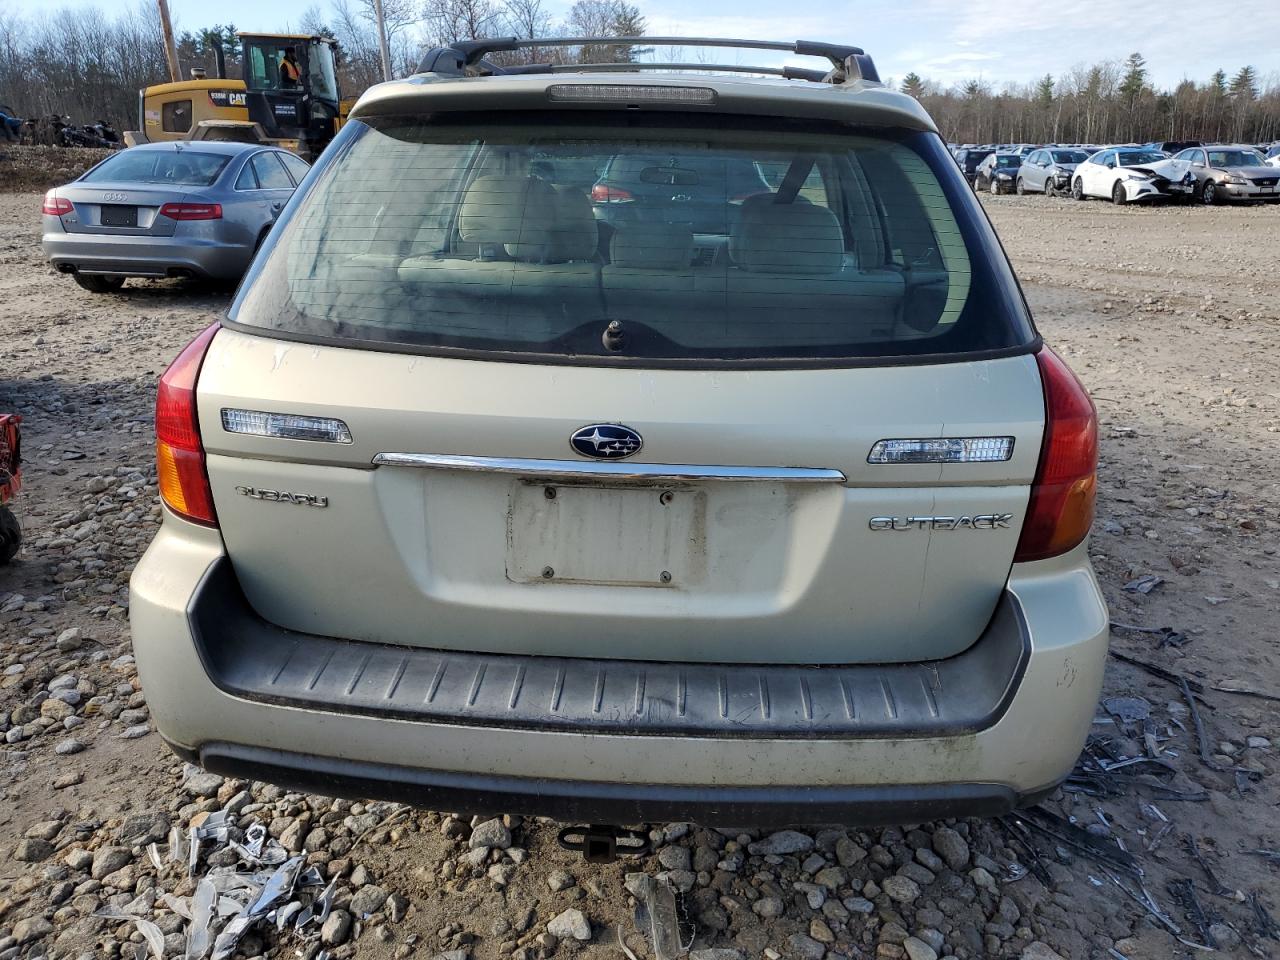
[168,824,188,866]
[275,900,303,931]
[243,823,266,857]
[295,875,337,932]
[211,856,304,960]
[187,877,216,960]
[627,874,693,960]
[1103,696,1151,728]
[97,910,166,960]
[1123,574,1165,594]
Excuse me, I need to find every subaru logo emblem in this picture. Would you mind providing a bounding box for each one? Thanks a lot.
[570,423,643,460]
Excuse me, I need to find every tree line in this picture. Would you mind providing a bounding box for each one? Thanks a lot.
[900,55,1280,146]
[2,7,1276,150]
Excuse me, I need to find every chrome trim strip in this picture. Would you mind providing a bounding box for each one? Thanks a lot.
[372,453,846,484]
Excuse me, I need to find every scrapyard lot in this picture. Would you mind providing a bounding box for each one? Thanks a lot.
[0,189,1277,960]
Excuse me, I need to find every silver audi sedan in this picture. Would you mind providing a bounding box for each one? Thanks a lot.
[42,141,310,293]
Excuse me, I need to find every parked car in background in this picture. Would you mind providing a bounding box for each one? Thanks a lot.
[1071,148,1195,204]
[42,141,309,292]
[954,147,994,181]
[590,154,772,234]
[129,35,1108,831]
[973,152,1022,194]
[1143,140,1202,156]
[1017,148,1090,196]
[1267,145,1280,168]
[1169,145,1280,204]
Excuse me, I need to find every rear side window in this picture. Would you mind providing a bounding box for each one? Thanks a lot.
[251,152,293,189]
[232,113,1034,366]
[279,152,311,184]
[82,150,229,186]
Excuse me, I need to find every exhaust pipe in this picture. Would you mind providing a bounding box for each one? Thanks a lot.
[55,263,77,274]
[213,41,226,80]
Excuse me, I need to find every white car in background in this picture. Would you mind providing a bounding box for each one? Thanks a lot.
[1263,145,1280,168]
[1070,148,1196,204]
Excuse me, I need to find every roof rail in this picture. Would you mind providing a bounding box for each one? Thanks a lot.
[415,36,879,85]
[501,62,833,83]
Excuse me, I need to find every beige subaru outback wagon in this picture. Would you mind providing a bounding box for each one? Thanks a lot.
[130,36,1107,828]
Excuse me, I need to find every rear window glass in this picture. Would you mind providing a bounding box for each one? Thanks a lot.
[231,113,1034,365]
[82,150,229,186]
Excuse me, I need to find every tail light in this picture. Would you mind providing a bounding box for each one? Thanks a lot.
[156,324,220,526]
[42,193,73,216]
[1014,347,1098,562]
[590,184,634,203]
[159,202,222,220]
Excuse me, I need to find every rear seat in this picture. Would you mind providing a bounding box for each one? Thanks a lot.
[397,175,604,342]
[601,197,903,348]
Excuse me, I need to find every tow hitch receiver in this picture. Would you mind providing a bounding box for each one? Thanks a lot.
[557,824,650,863]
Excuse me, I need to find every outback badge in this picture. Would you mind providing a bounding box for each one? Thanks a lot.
[570,424,643,460]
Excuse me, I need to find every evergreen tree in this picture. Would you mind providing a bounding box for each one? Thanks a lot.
[901,72,925,99]
[1230,66,1258,101]
[1119,52,1146,104]
[1035,74,1054,107]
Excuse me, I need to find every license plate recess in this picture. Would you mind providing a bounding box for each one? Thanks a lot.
[506,482,705,586]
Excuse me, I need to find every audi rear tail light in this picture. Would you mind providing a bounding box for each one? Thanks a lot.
[1014,347,1098,563]
[159,202,222,220]
[156,324,220,526]
[42,193,73,216]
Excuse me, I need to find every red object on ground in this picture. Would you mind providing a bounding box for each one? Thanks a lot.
[0,414,20,505]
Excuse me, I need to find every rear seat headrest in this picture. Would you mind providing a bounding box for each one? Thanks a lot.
[458,174,558,260]
[458,176,599,263]
[548,186,599,262]
[731,195,844,275]
[610,222,694,270]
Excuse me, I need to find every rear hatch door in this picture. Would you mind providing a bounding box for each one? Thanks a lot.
[198,332,1044,665]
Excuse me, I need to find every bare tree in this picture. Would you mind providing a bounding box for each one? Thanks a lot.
[563,0,647,64]
[420,0,503,45]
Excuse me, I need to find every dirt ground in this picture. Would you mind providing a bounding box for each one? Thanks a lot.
[0,147,116,193]
[0,189,1277,960]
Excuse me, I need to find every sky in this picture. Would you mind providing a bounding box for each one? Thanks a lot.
[7,0,1279,90]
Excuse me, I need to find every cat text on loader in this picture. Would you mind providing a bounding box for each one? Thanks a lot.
[124,34,346,162]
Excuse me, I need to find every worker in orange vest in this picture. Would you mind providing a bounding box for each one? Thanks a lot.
[279,47,301,88]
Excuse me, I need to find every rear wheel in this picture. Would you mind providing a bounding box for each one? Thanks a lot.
[973,176,982,192]
[1072,178,1085,201]
[73,274,124,293]
[1202,181,1218,205]
[0,506,21,564]
[1111,181,1127,205]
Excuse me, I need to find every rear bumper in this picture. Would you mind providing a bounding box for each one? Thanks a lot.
[42,228,250,280]
[130,518,1109,827]
[182,741,1052,827]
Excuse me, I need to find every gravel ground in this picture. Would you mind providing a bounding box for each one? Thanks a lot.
[0,190,1277,960]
